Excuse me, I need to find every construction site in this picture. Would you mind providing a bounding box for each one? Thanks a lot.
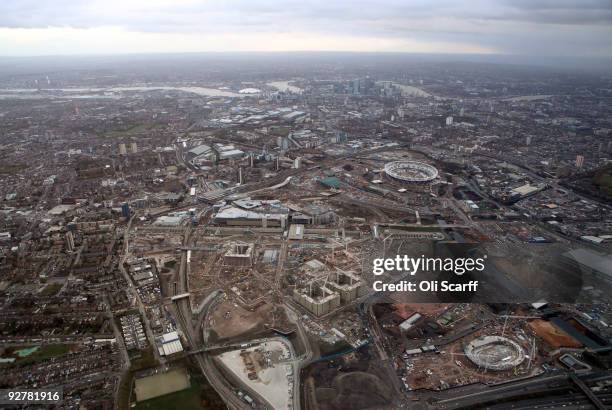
[366,303,548,391]
[3,49,612,410]
[106,138,610,409]
[302,342,403,410]
[293,270,368,317]
[464,335,526,371]
[217,339,295,410]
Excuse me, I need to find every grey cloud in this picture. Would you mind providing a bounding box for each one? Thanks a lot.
[2,0,611,29]
[0,0,610,56]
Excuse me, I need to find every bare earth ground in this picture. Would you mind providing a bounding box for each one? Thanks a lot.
[528,319,582,349]
[210,300,273,340]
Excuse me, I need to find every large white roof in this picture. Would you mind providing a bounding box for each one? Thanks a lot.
[215,206,281,220]
[188,144,212,156]
[161,340,183,355]
[162,331,179,342]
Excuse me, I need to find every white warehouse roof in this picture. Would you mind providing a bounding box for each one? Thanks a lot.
[161,340,183,355]
[159,331,183,356]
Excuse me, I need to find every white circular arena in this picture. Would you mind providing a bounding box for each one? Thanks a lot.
[464,336,525,371]
[384,160,438,184]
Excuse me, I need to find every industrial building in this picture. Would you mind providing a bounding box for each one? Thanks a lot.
[154,212,189,226]
[213,143,245,160]
[214,206,287,228]
[187,144,212,158]
[460,199,480,214]
[399,313,422,333]
[157,331,184,356]
[186,144,213,165]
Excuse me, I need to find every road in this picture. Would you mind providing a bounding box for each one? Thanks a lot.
[166,148,280,408]
[285,304,313,410]
[173,224,261,409]
[173,239,302,409]
[173,290,255,410]
[436,371,611,409]
[364,303,407,407]
[103,293,131,406]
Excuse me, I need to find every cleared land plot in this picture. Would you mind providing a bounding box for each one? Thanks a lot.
[210,300,272,340]
[134,368,191,402]
[393,303,450,319]
[528,319,582,349]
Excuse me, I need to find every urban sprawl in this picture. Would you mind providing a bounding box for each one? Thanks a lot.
[0,56,611,409]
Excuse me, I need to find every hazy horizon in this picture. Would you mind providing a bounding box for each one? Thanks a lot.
[1,51,611,76]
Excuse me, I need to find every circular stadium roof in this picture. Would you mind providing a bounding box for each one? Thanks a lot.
[464,336,525,371]
[384,160,438,183]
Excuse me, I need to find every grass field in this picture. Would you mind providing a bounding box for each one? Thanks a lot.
[40,282,63,296]
[270,126,291,137]
[134,368,191,402]
[134,377,203,410]
[2,344,71,366]
[116,347,160,410]
[0,164,28,175]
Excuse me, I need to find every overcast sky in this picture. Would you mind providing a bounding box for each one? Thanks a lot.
[1,0,611,57]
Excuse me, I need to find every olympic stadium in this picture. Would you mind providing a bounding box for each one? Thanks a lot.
[384,160,438,184]
[464,336,525,371]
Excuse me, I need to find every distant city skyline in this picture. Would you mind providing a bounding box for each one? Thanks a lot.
[1,0,611,58]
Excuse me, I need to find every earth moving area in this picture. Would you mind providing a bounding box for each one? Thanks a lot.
[301,345,395,410]
[208,299,292,342]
